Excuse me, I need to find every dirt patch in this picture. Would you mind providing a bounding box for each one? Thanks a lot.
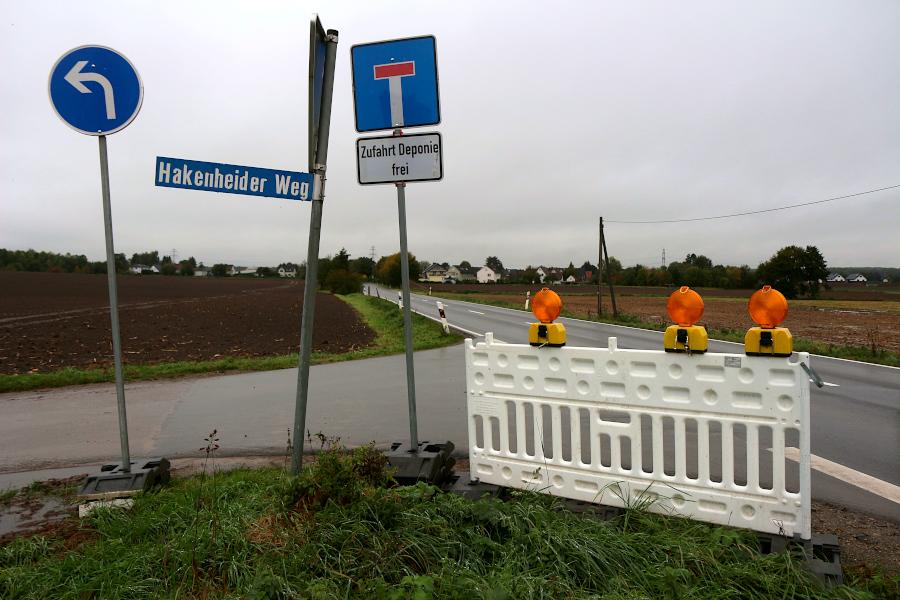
[0,272,375,374]
[812,501,900,575]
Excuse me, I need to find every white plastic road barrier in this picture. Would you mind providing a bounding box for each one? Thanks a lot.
[466,334,811,539]
[436,301,450,334]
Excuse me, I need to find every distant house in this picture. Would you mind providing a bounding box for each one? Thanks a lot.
[847,273,867,283]
[446,265,477,282]
[565,275,577,284]
[194,268,210,277]
[477,266,500,283]
[278,266,297,278]
[536,266,563,285]
[130,264,159,275]
[825,273,846,283]
[423,263,448,283]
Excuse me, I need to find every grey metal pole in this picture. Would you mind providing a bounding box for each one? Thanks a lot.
[396,182,419,452]
[98,135,131,472]
[291,29,339,475]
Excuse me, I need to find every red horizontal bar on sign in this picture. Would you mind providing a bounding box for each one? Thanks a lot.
[374,61,415,79]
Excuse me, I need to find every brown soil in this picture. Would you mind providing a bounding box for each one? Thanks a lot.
[0,272,375,374]
[812,501,900,576]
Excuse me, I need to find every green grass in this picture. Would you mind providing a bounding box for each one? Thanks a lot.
[431,292,900,367]
[1,454,893,599]
[0,294,462,394]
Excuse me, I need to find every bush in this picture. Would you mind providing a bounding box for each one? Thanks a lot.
[281,442,393,510]
[324,269,363,295]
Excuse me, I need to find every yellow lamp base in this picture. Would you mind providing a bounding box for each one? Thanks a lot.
[744,326,793,357]
[529,322,566,347]
[663,324,708,353]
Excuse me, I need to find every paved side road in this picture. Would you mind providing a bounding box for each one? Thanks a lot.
[0,345,467,475]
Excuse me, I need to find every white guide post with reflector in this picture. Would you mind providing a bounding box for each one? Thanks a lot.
[374,61,415,127]
[437,301,450,334]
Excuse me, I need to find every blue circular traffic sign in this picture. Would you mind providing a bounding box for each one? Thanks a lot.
[49,45,143,136]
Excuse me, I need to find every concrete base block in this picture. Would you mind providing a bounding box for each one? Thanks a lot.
[78,457,171,500]
[385,441,455,486]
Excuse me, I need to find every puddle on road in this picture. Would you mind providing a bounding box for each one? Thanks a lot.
[0,497,73,537]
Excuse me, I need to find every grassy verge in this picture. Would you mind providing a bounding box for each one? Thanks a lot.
[1,449,893,598]
[0,294,462,394]
[431,291,900,367]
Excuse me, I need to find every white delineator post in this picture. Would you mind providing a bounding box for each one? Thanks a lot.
[525,290,530,310]
[436,301,449,334]
[398,290,403,308]
[373,61,415,128]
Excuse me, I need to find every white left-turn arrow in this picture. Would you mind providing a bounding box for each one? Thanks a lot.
[64,60,116,120]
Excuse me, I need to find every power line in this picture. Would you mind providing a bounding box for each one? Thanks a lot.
[606,184,900,224]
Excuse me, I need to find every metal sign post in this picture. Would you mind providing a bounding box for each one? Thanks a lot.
[396,175,419,450]
[352,35,442,454]
[291,18,339,474]
[49,45,143,473]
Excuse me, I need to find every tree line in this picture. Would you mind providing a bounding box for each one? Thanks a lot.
[1,244,873,299]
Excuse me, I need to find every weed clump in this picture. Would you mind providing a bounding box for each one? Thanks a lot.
[282,441,394,511]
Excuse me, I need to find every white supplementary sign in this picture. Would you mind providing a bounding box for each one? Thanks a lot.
[356,132,442,185]
[466,334,812,539]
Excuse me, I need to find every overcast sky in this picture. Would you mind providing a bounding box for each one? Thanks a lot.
[3,0,898,270]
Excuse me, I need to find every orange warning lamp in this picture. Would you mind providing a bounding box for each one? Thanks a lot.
[667,286,704,326]
[528,288,566,346]
[531,288,562,323]
[748,285,788,328]
[663,286,708,353]
[745,285,792,356]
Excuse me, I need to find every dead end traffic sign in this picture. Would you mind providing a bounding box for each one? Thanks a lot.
[351,36,439,132]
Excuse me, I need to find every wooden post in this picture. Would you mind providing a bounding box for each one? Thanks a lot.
[597,217,603,317]
[600,217,618,317]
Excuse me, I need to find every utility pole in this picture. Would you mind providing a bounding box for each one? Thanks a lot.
[597,217,602,317]
[599,217,618,317]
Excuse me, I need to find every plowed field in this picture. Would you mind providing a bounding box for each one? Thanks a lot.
[0,272,375,374]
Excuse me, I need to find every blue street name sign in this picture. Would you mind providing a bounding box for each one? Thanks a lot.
[155,157,315,202]
[351,35,439,132]
[49,45,143,136]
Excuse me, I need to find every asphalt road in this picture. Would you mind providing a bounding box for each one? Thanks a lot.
[371,284,900,519]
